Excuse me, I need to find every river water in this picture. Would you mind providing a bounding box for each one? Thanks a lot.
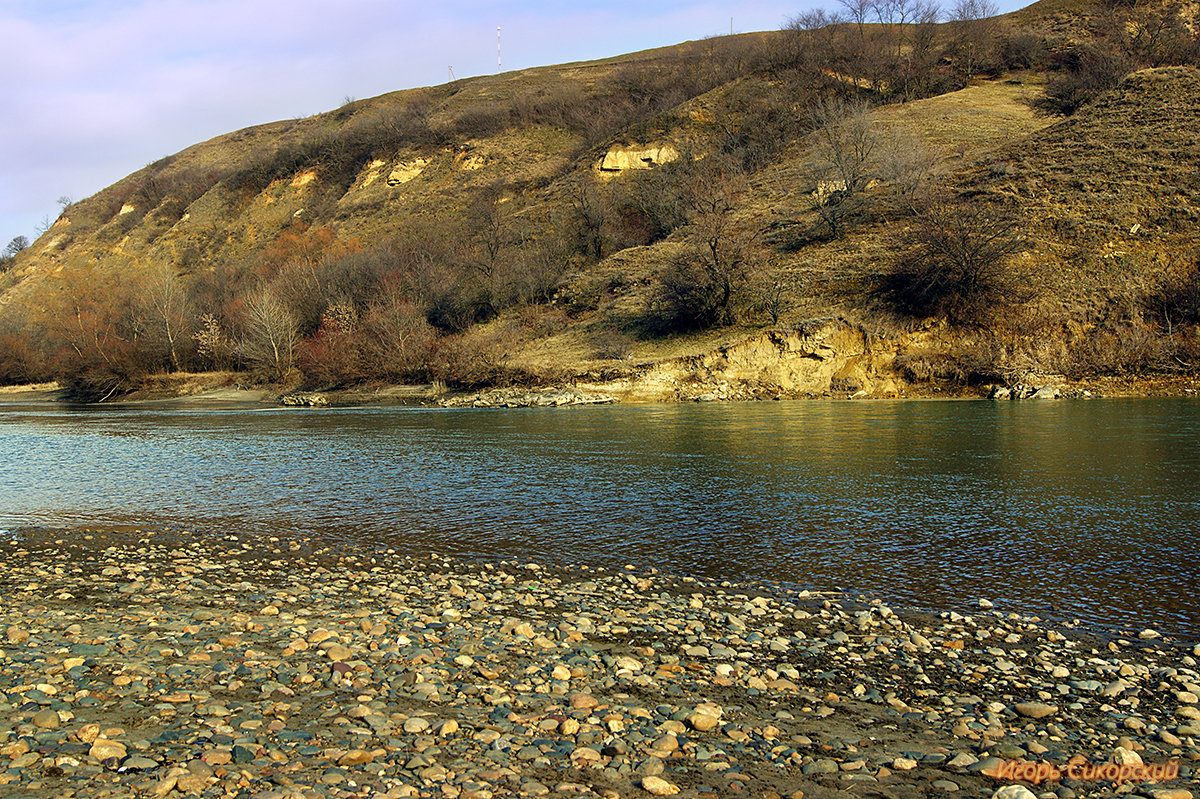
[1,398,1197,638]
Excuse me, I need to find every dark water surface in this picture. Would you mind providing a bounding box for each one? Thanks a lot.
[1,398,1197,638]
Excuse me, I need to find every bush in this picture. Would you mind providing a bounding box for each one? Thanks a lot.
[879,198,1027,326]
[1068,321,1164,375]
[1034,44,1133,115]
[1150,261,1200,328]
[1000,29,1048,70]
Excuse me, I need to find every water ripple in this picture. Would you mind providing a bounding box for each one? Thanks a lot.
[1,399,1197,637]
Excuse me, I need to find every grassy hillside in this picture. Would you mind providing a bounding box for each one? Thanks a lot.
[2,0,1199,400]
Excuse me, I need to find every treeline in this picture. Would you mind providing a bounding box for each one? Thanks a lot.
[0,208,568,398]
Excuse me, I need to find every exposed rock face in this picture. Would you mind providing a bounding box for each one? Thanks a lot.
[279,392,329,407]
[597,144,680,174]
[440,388,617,408]
[387,158,428,185]
[581,320,911,402]
[812,179,848,204]
[359,159,388,187]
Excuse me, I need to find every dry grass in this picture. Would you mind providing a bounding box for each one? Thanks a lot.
[870,77,1054,161]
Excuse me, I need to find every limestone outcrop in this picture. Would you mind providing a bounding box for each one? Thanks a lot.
[597,144,680,174]
[387,159,428,186]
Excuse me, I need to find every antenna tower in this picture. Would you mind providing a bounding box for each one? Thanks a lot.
[497,26,502,72]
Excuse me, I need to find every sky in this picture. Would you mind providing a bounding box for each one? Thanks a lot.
[0,0,1031,245]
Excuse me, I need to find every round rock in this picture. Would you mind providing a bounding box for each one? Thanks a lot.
[641,776,680,796]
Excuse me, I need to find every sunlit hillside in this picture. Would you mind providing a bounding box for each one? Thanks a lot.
[2,0,1198,401]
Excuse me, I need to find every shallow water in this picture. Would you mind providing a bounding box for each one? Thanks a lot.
[1,398,1197,637]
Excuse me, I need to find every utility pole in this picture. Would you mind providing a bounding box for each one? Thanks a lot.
[497,26,502,72]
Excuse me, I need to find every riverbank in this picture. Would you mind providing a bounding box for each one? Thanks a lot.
[1,528,1196,799]
[1,370,1198,409]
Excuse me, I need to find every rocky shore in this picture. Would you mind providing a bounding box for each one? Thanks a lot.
[1,529,1197,799]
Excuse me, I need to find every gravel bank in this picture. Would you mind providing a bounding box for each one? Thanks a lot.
[0,528,1196,799]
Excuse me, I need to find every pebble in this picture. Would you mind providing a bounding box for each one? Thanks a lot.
[641,776,680,796]
[993,787,1038,799]
[31,708,59,728]
[0,528,1194,799]
[1113,746,1143,765]
[1014,702,1058,719]
[89,738,127,761]
[403,718,430,733]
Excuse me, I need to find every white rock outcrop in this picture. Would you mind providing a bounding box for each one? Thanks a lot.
[598,144,679,174]
[387,159,428,186]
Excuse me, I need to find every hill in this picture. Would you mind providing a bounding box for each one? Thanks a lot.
[2,1,1199,401]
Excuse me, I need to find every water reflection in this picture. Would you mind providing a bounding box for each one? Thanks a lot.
[0,399,1197,637]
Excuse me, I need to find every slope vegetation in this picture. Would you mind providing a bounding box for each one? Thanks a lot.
[2,1,1198,400]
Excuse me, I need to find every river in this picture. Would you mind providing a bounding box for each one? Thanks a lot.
[1,398,1197,638]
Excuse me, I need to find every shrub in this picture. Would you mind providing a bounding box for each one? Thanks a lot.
[1000,29,1048,70]
[1034,44,1133,115]
[878,198,1027,326]
[1068,321,1164,375]
[1149,261,1200,329]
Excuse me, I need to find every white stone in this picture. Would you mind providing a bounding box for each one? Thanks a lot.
[992,787,1037,799]
[1112,746,1143,765]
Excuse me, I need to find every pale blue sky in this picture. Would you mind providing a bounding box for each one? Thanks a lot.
[0,0,1032,244]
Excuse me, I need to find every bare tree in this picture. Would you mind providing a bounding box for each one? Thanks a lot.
[569,176,608,262]
[139,263,193,371]
[1,236,29,267]
[467,184,516,306]
[781,9,848,72]
[950,0,998,20]
[878,129,940,212]
[838,0,877,33]
[786,8,846,31]
[239,289,300,379]
[805,97,881,238]
[650,164,763,331]
[950,0,999,78]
